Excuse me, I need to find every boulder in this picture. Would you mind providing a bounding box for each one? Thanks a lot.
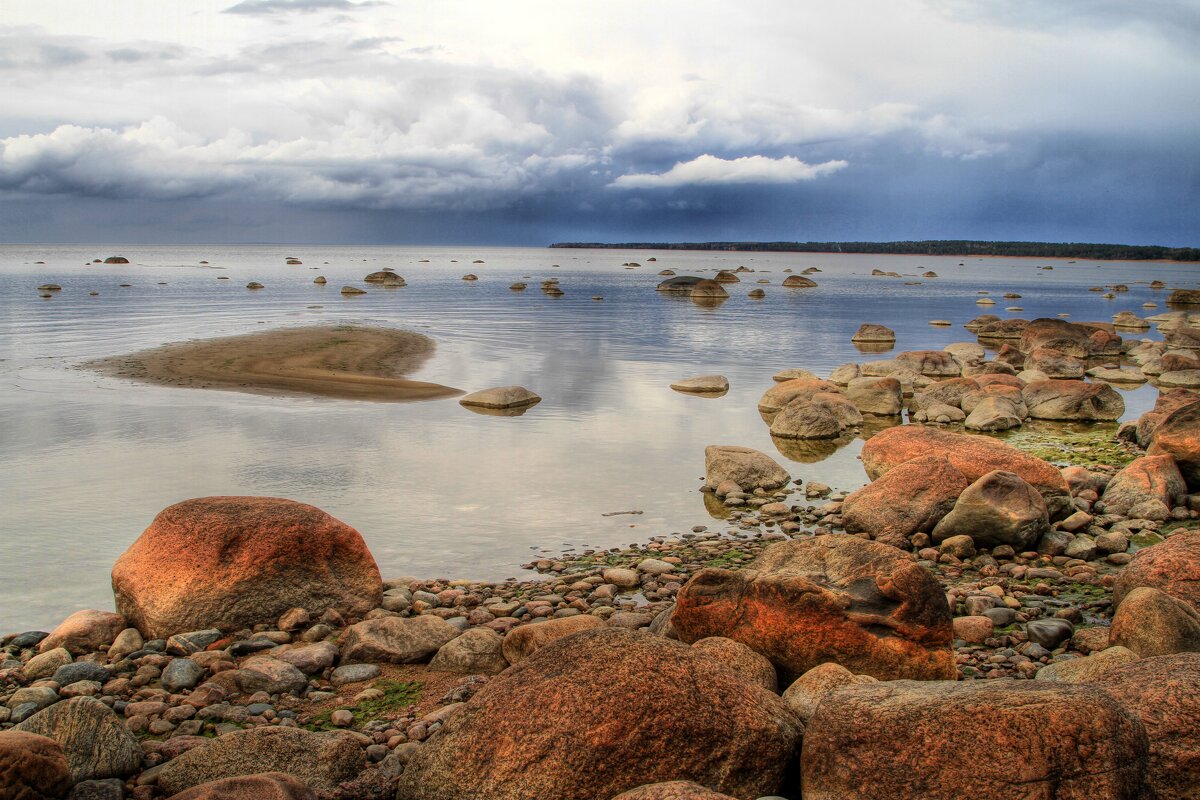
[1109,587,1200,657]
[1133,392,1197,447]
[914,377,980,411]
[1034,647,1139,683]
[800,680,1148,800]
[1023,347,1085,379]
[769,401,843,439]
[841,455,968,548]
[1147,399,1200,488]
[850,324,895,344]
[757,379,840,414]
[233,657,308,696]
[1018,318,1093,357]
[275,642,338,674]
[1112,531,1200,610]
[781,275,817,288]
[844,377,902,415]
[429,628,509,675]
[1166,289,1200,305]
[339,615,459,665]
[608,783,737,800]
[894,351,961,378]
[1092,653,1200,800]
[672,535,955,682]
[458,386,540,409]
[111,497,382,639]
[1158,370,1200,389]
[395,628,801,800]
[0,731,72,800]
[771,368,821,383]
[500,615,605,665]
[703,446,789,492]
[1021,380,1125,421]
[155,728,363,795]
[38,611,125,656]
[781,662,874,724]
[689,636,778,692]
[1100,455,1187,516]
[931,470,1050,550]
[963,396,1023,431]
[15,697,141,782]
[165,773,317,800]
[655,276,704,293]
[860,425,1071,518]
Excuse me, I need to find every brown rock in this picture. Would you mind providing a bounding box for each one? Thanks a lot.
[931,470,1050,550]
[1109,587,1200,657]
[1021,379,1125,421]
[339,615,459,664]
[1023,347,1085,379]
[800,680,1149,800]
[429,628,509,675]
[155,728,363,795]
[690,636,778,692]
[860,425,1071,519]
[395,628,801,800]
[1092,653,1200,800]
[15,697,141,782]
[841,455,968,548]
[608,783,737,800]
[757,379,840,414]
[1018,318,1093,357]
[850,324,895,344]
[1132,391,1196,447]
[894,350,961,378]
[500,615,605,666]
[844,377,903,416]
[781,275,817,288]
[781,662,874,724]
[166,773,317,800]
[672,535,955,682]
[112,497,382,639]
[703,446,789,492]
[915,377,980,410]
[1100,454,1187,516]
[1112,531,1200,609]
[1034,646,1139,683]
[1148,399,1200,488]
[38,610,126,656]
[0,731,72,800]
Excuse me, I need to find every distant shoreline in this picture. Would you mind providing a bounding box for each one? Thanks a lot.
[548,240,1200,262]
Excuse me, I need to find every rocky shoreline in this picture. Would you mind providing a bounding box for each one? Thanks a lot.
[4,309,1200,800]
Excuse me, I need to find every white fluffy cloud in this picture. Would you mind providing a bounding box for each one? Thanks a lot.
[610,154,847,189]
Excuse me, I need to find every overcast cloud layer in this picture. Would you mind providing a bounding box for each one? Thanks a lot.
[1,0,1197,245]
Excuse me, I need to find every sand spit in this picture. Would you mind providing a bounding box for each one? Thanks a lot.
[87,325,462,402]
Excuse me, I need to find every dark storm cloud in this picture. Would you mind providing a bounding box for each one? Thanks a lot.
[223,0,387,15]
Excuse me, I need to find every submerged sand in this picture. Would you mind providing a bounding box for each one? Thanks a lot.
[88,325,461,402]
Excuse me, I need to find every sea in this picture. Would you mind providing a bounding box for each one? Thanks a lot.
[1,244,1196,632]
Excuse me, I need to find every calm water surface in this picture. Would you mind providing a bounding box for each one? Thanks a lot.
[2,244,1195,631]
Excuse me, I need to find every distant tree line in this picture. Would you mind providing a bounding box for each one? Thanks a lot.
[548,240,1200,262]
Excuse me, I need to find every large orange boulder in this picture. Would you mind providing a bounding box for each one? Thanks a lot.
[112,497,383,638]
[1112,532,1200,610]
[860,425,1071,518]
[672,536,955,682]
[841,455,968,548]
[1148,399,1200,488]
[1092,653,1200,800]
[800,680,1149,800]
[1100,454,1187,516]
[1131,391,1196,447]
[395,627,801,800]
[166,773,317,800]
[0,731,72,800]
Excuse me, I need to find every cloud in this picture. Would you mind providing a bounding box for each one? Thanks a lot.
[610,154,848,189]
[223,0,386,15]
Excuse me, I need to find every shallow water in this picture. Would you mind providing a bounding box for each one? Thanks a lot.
[1,244,1194,631]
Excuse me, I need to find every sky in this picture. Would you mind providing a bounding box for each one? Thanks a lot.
[0,0,1197,245]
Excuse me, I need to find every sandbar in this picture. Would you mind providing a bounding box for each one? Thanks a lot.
[88,325,461,402]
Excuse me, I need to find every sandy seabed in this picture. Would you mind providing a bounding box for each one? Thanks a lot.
[87,324,462,402]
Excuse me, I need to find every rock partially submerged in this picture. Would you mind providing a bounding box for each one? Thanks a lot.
[458,386,541,409]
[703,445,789,491]
[669,375,729,394]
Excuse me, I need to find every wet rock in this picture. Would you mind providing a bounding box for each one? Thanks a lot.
[769,400,845,440]
[703,445,789,492]
[669,376,729,394]
[841,455,968,548]
[689,280,729,299]
[850,324,895,344]
[112,497,382,639]
[458,386,541,410]
[673,535,955,682]
[931,470,1050,550]
[844,377,902,416]
[500,615,605,665]
[1026,618,1075,650]
[340,615,459,665]
[781,275,817,288]
[155,727,363,795]
[757,379,841,414]
[396,628,801,800]
[800,680,1148,800]
[15,697,141,782]
[0,730,72,800]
